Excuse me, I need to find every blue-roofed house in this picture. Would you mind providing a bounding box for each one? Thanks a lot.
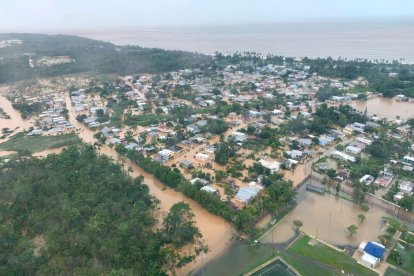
[364,242,385,258]
[358,241,385,269]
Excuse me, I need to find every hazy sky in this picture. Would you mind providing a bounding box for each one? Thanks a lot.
[1,0,414,32]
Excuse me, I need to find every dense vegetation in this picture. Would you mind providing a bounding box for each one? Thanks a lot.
[0,34,212,83]
[0,146,203,275]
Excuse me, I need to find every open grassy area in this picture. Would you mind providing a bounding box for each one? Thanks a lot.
[0,132,81,153]
[387,247,414,275]
[384,267,408,276]
[286,235,376,276]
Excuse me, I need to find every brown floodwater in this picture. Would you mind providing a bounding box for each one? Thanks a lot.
[261,187,385,247]
[0,95,32,143]
[350,97,414,120]
[63,93,234,274]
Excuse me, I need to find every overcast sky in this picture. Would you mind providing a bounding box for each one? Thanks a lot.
[1,0,414,32]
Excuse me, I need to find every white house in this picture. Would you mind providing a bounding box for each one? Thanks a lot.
[359,175,374,185]
[259,159,280,173]
[158,149,175,161]
[286,150,303,159]
[231,131,247,142]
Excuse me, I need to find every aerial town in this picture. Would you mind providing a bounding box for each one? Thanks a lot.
[1,51,414,276]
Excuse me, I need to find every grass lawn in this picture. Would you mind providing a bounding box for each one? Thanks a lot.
[387,247,414,275]
[280,253,330,275]
[287,235,376,276]
[0,132,81,153]
[384,267,407,276]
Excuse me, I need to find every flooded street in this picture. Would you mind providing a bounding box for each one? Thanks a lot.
[350,97,414,120]
[63,93,235,274]
[0,94,32,143]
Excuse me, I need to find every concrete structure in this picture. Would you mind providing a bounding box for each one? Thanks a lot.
[259,159,280,173]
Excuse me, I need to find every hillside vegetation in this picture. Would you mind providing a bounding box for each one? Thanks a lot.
[0,33,212,83]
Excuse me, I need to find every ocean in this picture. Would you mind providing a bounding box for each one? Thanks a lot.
[75,19,414,63]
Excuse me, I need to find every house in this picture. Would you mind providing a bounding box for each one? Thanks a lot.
[125,142,139,150]
[356,137,373,146]
[158,149,175,161]
[186,124,201,133]
[399,181,414,194]
[190,178,209,186]
[374,169,394,188]
[200,185,218,195]
[27,129,43,136]
[231,131,247,142]
[286,150,303,159]
[331,96,346,102]
[402,155,414,166]
[331,151,356,163]
[109,137,121,145]
[194,153,209,161]
[360,175,374,185]
[358,241,385,269]
[272,109,284,116]
[298,138,312,147]
[353,122,366,132]
[402,165,413,172]
[235,186,261,203]
[319,136,334,146]
[259,159,280,173]
[345,145,362,155]
[180,159,194,170]
[336,170,349,181]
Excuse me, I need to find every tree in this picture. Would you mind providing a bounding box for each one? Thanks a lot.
[311,136,319,146]
[335,183,341,196]
[327,169,337,179]
[293,220,303,229]
[163,202,202,247]
[353,183,365,204]
[347,224,358,237]
[214,143,235,165]
[399,194,414,211]
[357,214,366,224]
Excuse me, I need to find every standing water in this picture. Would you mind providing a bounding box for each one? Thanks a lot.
[350,97,414,120]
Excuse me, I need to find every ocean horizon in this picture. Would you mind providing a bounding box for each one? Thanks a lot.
[73,19,414,63]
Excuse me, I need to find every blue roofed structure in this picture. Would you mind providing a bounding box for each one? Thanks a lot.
[364,242,385,258]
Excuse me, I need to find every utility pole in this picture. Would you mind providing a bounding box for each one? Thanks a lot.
[329,213,331,228]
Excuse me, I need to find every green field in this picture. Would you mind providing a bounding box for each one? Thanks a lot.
[384,267,407,276]
[0,132,81,153]
[387,247,414,275]
[285,235,376,276]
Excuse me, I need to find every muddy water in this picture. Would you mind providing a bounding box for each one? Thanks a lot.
[0,95,31,131]
[261,186,385,247]
[63,93,234,274]
[350,97,414,120]
[0,95,32,144]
